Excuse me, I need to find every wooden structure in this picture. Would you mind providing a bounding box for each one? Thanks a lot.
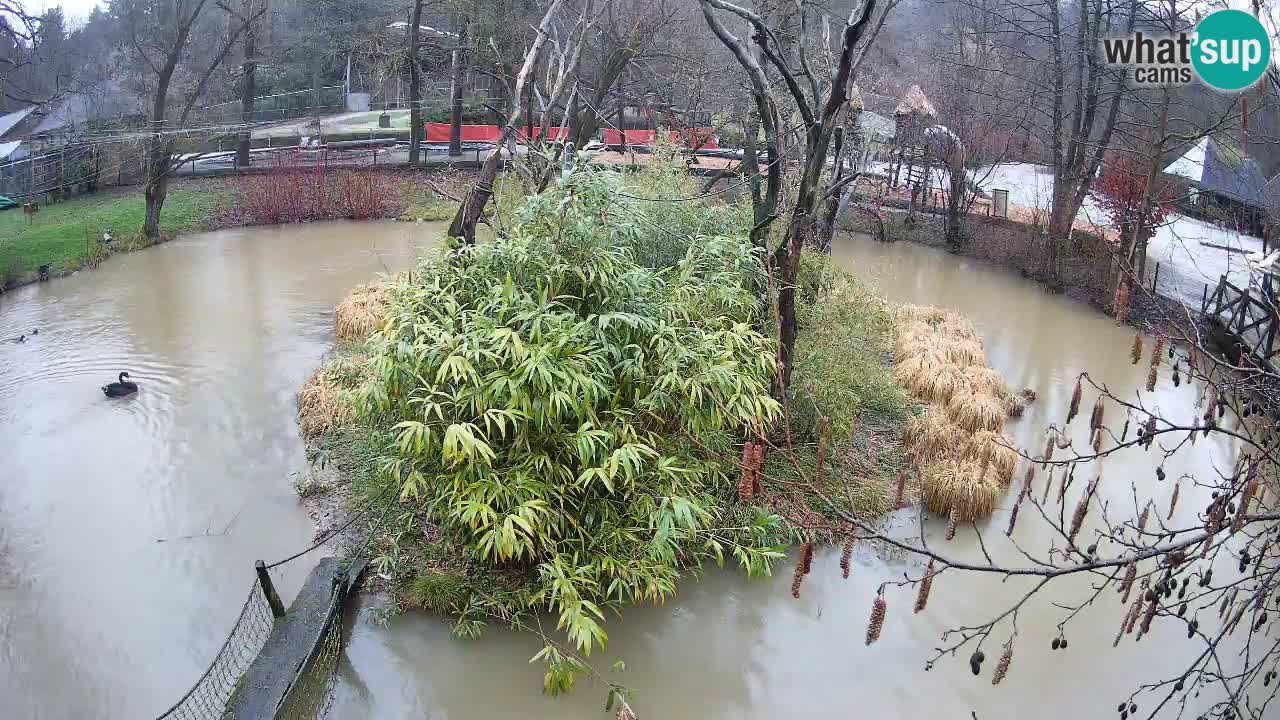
[1202,274,1280,371]
[889,85,936,191]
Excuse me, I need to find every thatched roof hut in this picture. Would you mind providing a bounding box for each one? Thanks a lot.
[894,85,936,118]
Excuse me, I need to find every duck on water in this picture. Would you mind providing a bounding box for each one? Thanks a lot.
[102,372,138,398]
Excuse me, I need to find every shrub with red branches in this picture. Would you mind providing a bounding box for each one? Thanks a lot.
[1095,154,1177,239]
[232,167,396,226]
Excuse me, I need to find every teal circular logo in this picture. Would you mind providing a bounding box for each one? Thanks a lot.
[1192,9,1271,91]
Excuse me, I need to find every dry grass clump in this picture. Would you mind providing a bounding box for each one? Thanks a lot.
[962,430,1019,486]
[335,283,388,340]
[895,303,1022,520]
[946,391,1007,433]
[907,407,968,464]
[921,459,1001,521]
[938,338,986,368]
[298,365,352,439]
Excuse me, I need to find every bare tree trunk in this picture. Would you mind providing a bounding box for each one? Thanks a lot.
[236,2,258,170]
[408,0,424,166]
[448,21,467,157]
[448,0,564,243]
[143,137,172,240]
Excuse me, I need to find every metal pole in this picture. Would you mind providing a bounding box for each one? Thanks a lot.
[256,560,286,619]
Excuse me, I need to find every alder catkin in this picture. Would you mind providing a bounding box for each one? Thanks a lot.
[1115,281,1130,325]
[1168,482,1180,520]
[800,542,815,575]
[894,470,908,509]
[790,554,806,599]
[992,641,1013,686]
[840,535,855,579]
[914,560,936,614]
[1043,466,1055,504]
[1131,333,1143,365]
[1119,561,1138,603]
[946,507,959,541]
[1068,377,1083,423]
[1146,365,1158,392]
[1091,396,1105,431]
[1068,492,1090,542]
[1006,500,1021,537]
[1137,502,1151,534]
[1023,465,1035,498]
[1124,595,1143,635]
[866,595,887,645]
[1137,596,1158,638]
[1151,336,1166,367]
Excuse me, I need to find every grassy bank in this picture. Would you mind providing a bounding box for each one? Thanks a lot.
[0,185,232,283]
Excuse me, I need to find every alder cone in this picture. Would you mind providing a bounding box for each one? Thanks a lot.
[866,595,887,645]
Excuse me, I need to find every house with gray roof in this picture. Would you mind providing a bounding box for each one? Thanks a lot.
[1164,136,1267,236]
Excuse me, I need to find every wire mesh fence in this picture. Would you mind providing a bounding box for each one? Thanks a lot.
[275,587,346,720]
[152,579,277,720]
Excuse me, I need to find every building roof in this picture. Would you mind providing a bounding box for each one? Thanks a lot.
[857,111,894,141]
[1164,136,1266,207]
[0,140,23,160]
[895,85,936,118]
[0,106,36,140]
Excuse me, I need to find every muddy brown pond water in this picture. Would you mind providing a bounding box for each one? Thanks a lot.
[0,222,1248,719]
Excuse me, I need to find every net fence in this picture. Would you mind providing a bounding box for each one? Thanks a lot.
[153,580,278,720]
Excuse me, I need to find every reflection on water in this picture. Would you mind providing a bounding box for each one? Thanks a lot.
[0,223,1246,719]
[327,232,1242,719]
[0,220,440,719]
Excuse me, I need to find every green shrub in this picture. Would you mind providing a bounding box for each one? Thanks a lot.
[359,170,784,691]
[619,143,753,268]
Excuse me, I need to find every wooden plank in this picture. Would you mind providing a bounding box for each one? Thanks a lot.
[225,558,344,720]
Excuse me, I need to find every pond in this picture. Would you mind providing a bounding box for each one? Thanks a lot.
[0,220,441,719]
[0,221,1242,719]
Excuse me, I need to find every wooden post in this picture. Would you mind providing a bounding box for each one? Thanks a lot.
[1151,262,1160,293]
[1201,283,1209,315]
[256,560,286,619]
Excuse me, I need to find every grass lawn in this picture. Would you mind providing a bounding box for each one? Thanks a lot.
[0,187,232,277]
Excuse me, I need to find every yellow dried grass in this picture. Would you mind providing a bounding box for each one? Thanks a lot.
[897,304,950,326]
[962,366,1011,398]
[938,338,987,368]
[921,459,1001,521]
[962,430,1019,486]
[298,365,353,439]
[945,391,1006,433]
[335,283,389,340]
[906,407,967,464]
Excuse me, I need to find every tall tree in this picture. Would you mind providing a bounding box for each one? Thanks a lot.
[116,0,265,240]
[699,0,888,393]
[236,0,265,169]
[407,0,425,165]
[447,0,564,243]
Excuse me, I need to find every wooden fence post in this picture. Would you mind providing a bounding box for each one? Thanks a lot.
[256,560,286,619]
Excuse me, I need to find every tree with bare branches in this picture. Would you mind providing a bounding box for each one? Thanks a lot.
[116,0,266,240]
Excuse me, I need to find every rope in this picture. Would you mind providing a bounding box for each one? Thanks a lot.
[263,482,398,569]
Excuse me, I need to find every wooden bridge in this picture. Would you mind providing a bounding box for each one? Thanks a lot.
[1201,274,1280,372]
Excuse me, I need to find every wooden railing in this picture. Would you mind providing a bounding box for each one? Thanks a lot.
[1202,274,1280,370]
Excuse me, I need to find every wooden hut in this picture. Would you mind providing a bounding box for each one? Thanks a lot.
[890,85,936,190]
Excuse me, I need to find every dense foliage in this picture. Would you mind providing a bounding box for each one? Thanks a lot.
[358,171,786,688]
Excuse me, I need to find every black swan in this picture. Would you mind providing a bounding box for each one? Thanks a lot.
[102,372,138,398]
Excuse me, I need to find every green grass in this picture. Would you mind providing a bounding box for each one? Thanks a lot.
[0,187,232,276]
[765,253,921,526]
